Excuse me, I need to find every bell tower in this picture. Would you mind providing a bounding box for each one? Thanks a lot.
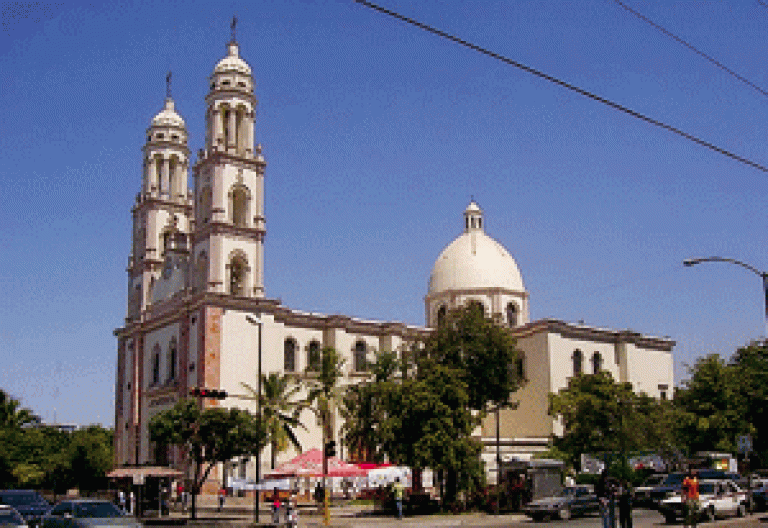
[127,78,192,320]
[192,30,266,297]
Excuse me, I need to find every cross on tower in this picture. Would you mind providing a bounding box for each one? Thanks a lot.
[166,71,172,99]
[231,15,237,43]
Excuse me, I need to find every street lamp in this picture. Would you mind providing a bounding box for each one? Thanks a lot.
[245,315,263,523]
[683,256,768,336]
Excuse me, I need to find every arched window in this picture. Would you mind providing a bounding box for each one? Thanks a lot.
[506,302,518,327]
[572,349,583,376]
[151,344,161,386]
[199,187,212,224]
[467,300,485,316]
[307,340,321,372]
[168,338,178,382]
[591,352,602,374]
[354,340,367,373]
[284,338,297,373]
[515,355,525,380]
[196,253,208,292]
[231,185,248,227]
[229,254,247,296]
[436,305,447,327]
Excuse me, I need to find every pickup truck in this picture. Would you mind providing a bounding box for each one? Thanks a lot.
[658,479,747,523]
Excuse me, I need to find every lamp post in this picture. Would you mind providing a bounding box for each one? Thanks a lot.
[245,315,263,523]
[683,256,768,336]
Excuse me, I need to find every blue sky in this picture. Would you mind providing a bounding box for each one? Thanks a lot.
[2,0,767,427]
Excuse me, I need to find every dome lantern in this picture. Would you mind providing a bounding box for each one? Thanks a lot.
[425,201,529,327]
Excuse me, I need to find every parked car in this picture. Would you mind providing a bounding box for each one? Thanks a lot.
[649,470,741,507]
[0,505,28,527]
[522,485,600,521]
[634,474,666,507]
[41,500,140,528]
[658,479,747,523]
[751,485,768,512]
[0,491,50,527]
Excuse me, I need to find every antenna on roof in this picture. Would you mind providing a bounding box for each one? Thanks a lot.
[231,15,238,43]
[166,71,172,99]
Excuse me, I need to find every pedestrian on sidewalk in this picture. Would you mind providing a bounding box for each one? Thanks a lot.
[682,469,700,528]
[218,486,226,512]
[271,487,282,525]
[617,478,633,528]
[394,477,405,519]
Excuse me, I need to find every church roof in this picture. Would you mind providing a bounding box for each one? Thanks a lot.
[151,98,186,129]
[428,202,525,295]
[213,42,252,76]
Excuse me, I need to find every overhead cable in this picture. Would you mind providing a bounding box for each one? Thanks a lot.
[613,0,768,98]
[353,0,768,173]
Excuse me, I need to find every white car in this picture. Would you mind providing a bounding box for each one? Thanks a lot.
[659,479,747,523]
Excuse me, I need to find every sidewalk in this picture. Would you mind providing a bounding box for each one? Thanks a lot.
[146,495,528,528]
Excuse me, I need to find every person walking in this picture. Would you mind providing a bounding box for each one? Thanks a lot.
[393,477,405,519]
[596,470,616,528]
[271,487,282,525]
[682,469,700,528]
[618,479,633,528]
[217,486,226,512]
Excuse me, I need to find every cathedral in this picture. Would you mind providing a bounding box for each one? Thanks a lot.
[114,33,674,488]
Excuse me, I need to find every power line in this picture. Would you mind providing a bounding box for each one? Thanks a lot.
[613,0,768,98]
[353,0,768,173]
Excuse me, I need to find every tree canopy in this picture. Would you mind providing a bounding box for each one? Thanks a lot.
[149,398,265,518]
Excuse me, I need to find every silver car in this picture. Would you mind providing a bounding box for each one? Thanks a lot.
[41,500,140,528]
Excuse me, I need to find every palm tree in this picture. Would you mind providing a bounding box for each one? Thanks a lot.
[242,373,305,469]
[304,346,345,456]
[0,390,38,429]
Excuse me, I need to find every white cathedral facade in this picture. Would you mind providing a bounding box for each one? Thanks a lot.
[114,35,674,488]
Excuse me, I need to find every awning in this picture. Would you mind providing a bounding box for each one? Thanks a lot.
[107,466,183,479]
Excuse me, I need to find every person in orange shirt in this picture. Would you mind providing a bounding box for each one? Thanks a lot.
[681,469,700,528]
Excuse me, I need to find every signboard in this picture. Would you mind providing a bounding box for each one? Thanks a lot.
[132,473,145,485]
[737,434,752,454]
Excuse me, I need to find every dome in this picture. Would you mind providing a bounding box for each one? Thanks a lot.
[213,42,252,76]
[428,202,525,295]
[151,98,186,129]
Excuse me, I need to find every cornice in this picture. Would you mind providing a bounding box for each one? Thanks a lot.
[205,90,258,106]
[510,318,675,352]
[115,291,427,341]
[132,196,193,215]
[424,287,529,302]
[193,221,265,243]
[194,150,266,173]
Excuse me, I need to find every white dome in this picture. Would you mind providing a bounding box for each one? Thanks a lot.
[151,98,186,129]
[214,42,252,76]
[428,202,525,295]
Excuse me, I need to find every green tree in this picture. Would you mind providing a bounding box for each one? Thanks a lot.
[149,399,265,518]
[241,372,305,469]
[0,390,39,429]
[304,346,345,455]
[549,370,674,471]
[65,426,114,492]
[340,350,399,462]
[425,304,524,411]
[732,341,768,466]
[673,354,748,456]
[385,362,483,506]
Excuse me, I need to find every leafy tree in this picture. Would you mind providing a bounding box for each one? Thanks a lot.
[149,399,265,518]
[340,351,399,462]
[385,362,483,505]
[424,304,524,411]
[728,342,768,465]
[673,354,748,456]
[241,372,305,469]
[549,370,674,470]
[66,426,114,492]
[0,390,39,429]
